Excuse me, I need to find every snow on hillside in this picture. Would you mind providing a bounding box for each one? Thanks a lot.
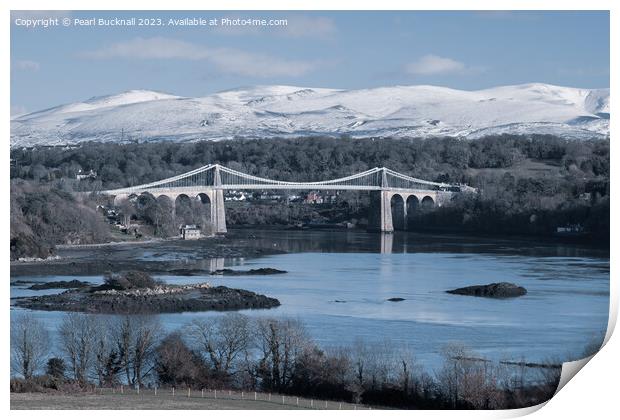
[10,83,609,147]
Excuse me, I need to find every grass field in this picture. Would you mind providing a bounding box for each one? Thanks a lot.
[11,389,367,410]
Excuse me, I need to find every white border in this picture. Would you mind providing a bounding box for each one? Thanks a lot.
[3,1,617,419]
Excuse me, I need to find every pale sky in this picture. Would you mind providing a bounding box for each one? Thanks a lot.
[11,10,610,115]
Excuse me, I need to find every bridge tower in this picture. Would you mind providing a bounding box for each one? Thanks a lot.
[368,191,394,233]
[367,168,394,233]
[211,165,227,234]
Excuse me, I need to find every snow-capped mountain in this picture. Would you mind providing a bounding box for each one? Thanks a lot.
[10,83,609,147]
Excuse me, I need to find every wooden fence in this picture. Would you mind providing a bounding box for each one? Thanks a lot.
[92,385,370,410]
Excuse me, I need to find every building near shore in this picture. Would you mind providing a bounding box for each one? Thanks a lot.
[76,169,97,180]
[181,224,201,240]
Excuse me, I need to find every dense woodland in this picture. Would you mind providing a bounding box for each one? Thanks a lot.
[10,135,610,258]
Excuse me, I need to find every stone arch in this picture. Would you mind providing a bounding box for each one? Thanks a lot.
[174,194,194,225]
[196,192,211,205]
[156,194,174,214]
[406,195,419,228]
[194,192,212,227]
[421,195,435,210]
[157,194,173,204]
[174,193,191,206]
[390,194,406,231]
[136,192,157,207]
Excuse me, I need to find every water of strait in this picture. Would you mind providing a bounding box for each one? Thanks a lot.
[10,229,609,369]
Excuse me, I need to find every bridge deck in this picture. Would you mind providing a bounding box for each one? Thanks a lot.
[98,164,471,196]
[103,185,452,195]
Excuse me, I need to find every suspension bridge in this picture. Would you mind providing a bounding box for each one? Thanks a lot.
[101,164,474,233]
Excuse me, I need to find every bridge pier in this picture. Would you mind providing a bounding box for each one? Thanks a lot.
[211,189,227,234]
[368,190,394,233]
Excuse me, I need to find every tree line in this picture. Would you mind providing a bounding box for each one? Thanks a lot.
[10,135,609,188]
[11,311,573,409]
[10,135,610,259]
[10,181,110,260]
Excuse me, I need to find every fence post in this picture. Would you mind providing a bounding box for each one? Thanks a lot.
[296,397,299,406]
[188,387,191,398]
[172,387,175,397]
[241,391,244,399]
[268,393,271,402]
[137,385,139,395]
[311,399,313,408]
[339,402,342,410]
[201,389,204,398]
[325,401,328,408]
[120,385,123,394]
[214,389,217,399]
[282,395,285,404]
[254,391,257,401]
[154,386,157,396]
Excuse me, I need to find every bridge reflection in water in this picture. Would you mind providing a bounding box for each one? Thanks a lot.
[99,164,473,234]
[380,233,393,254]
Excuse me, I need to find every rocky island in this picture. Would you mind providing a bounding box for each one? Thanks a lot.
[446,282,527,298]
[13,271,280,314]
[210,268,288,276]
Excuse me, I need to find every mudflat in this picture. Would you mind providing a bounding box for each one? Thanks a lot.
[10,233,284,277]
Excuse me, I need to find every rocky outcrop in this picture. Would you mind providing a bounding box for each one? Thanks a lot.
[446,282,527,298]
[92,282,211,296]
[210,268,287,276]
[14,283,280,314]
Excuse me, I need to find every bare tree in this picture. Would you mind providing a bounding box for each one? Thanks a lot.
[10,314,50,379]
[254,318,310,392]
[436,342,503,409]
[115,316,133,385]
[436,342,468,407]
[188,314,251,380]
[459,359,502,409]
[133,316,161,386]
[91,317,122,386]
[59,313,98,384]
[395,345,417,396]
[112,315,161,387]
[354,339,394,391]
[347,338,371,401]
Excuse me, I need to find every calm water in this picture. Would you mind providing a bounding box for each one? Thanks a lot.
[10,230,609,369]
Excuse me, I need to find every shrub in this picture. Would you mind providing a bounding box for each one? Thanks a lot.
[10,375,63,393]
[46,358,66,379]
[102,271,162,290]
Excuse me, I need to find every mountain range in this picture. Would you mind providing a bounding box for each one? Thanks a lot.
[10,83,610,147]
